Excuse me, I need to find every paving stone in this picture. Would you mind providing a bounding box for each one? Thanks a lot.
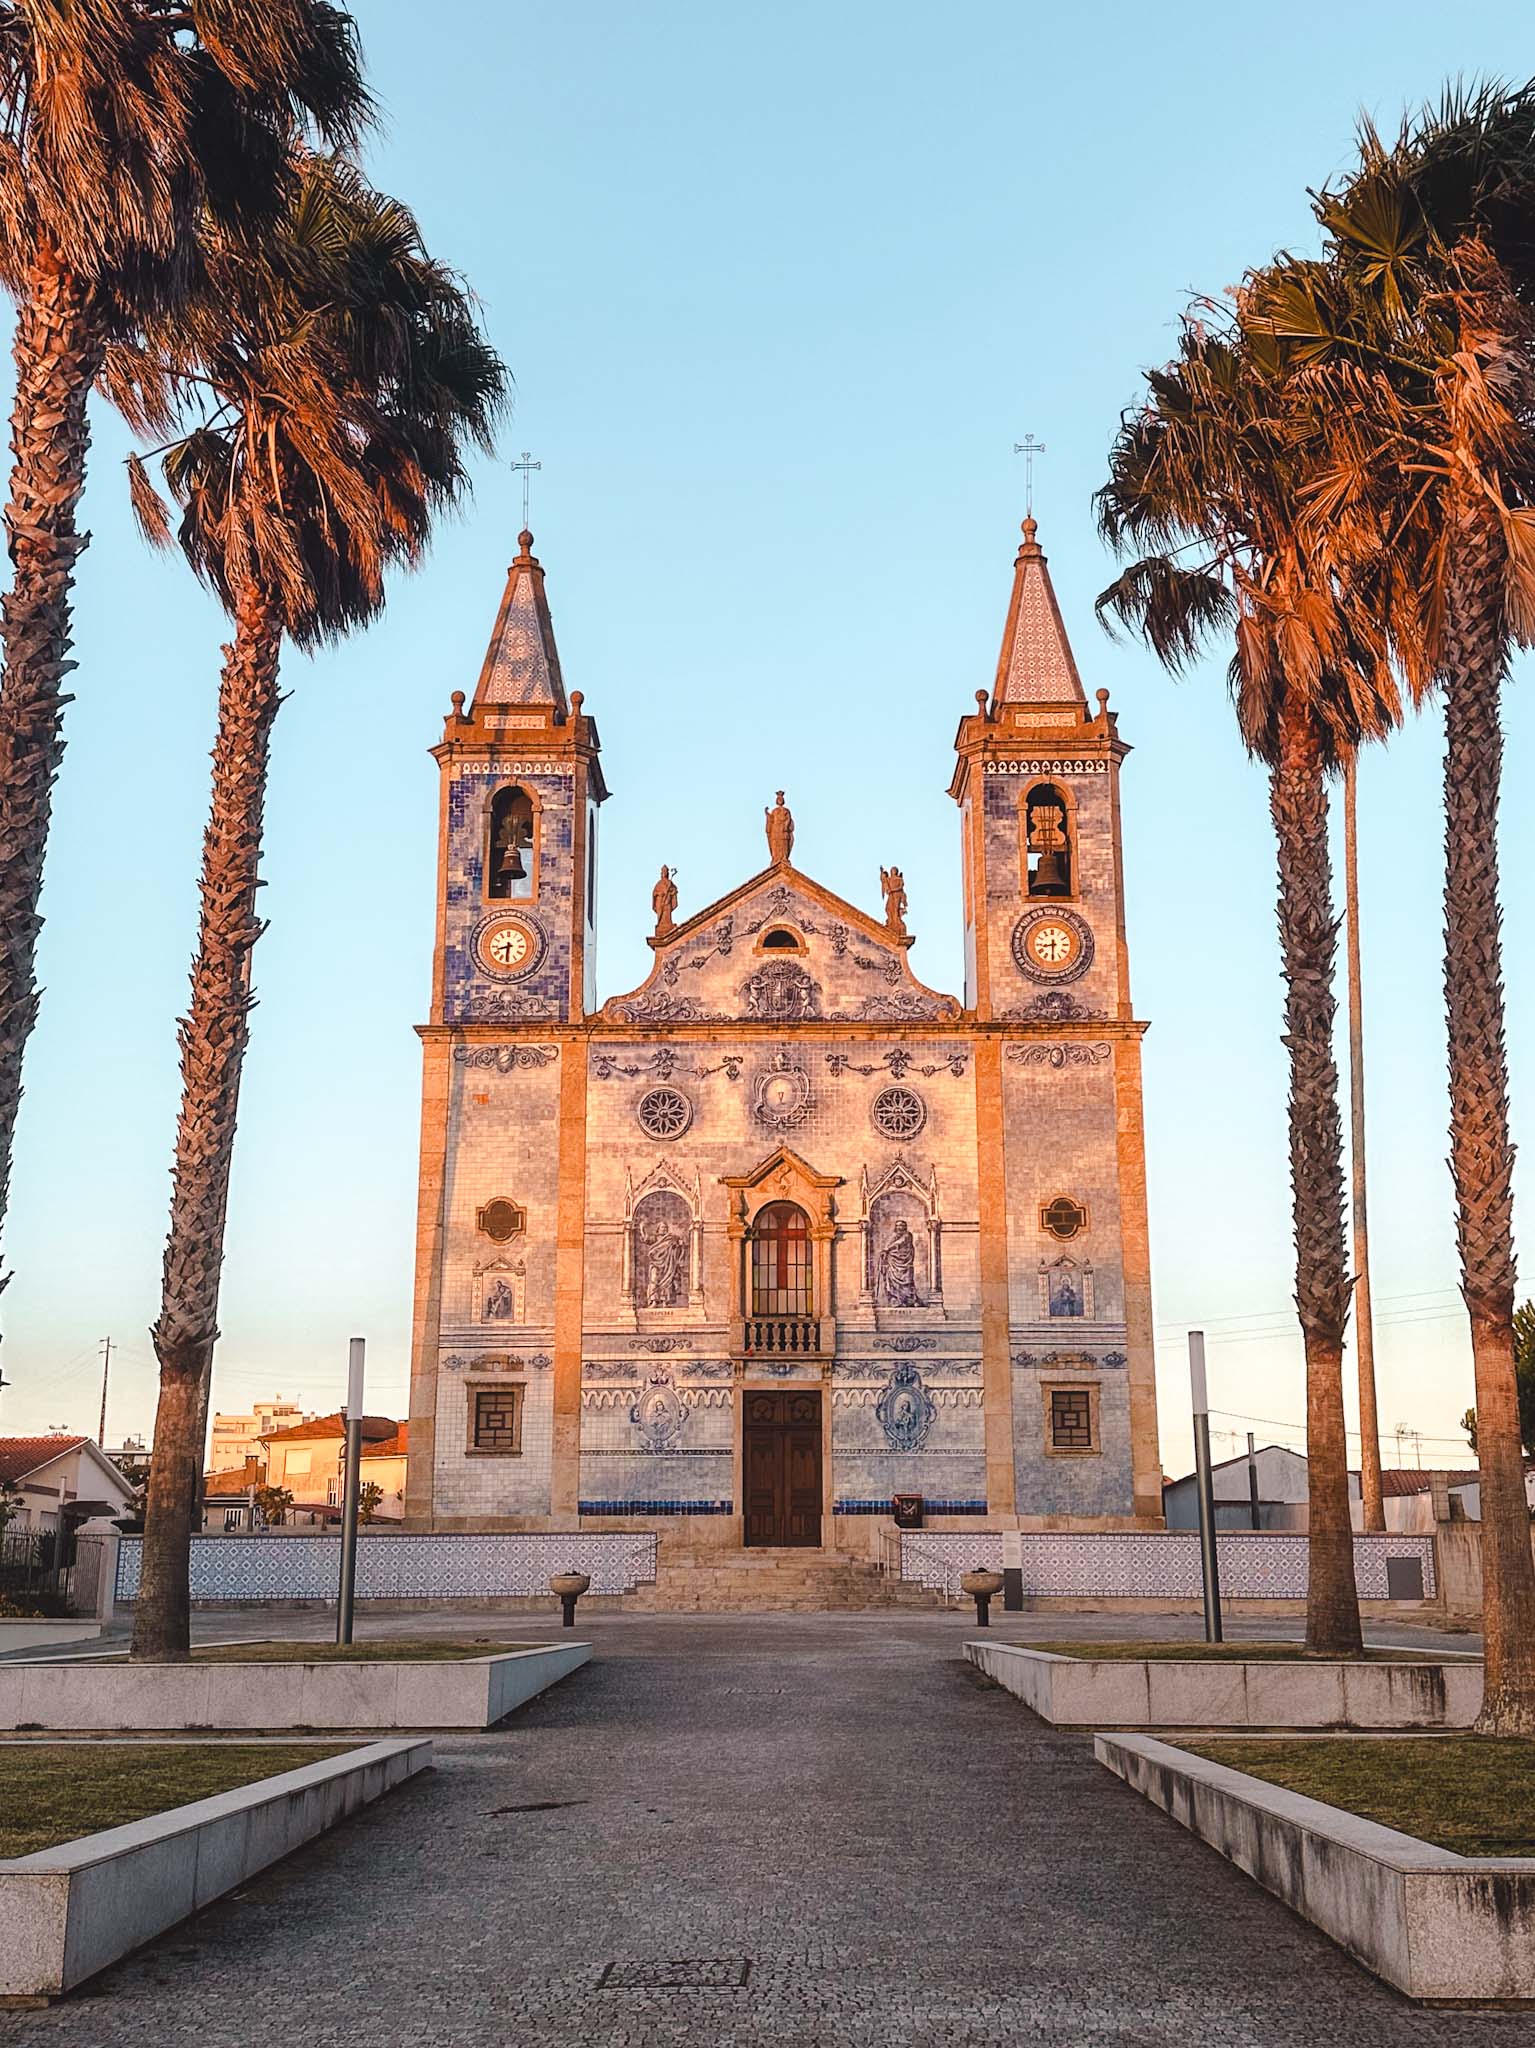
[0,1612,1511,2045]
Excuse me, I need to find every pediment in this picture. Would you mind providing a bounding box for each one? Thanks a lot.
[601,864,960,1026]
[720,1144,843,1194]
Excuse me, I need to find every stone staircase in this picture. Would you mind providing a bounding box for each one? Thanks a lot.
[625,1539,950,1613]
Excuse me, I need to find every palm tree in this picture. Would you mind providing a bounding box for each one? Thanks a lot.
[1098,314,1411,1655]
[1249,83,1535,1729]
[117,154,505,1660]
[0,1,366,1292]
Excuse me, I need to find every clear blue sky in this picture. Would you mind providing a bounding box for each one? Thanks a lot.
[4,1,1531,1484]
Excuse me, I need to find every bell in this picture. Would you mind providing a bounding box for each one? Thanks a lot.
[499,840,526,882]
[1031,848,1069,896]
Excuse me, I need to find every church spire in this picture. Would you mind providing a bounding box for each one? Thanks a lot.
[991,516,1087,712]
[470,528,569,716]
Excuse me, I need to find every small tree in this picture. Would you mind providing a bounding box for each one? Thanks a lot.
[0,1474,22,1534]
[357,1481,384,1525]
[254,1484,293,1528]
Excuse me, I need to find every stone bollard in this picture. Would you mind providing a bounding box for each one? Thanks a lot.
[550,1571,591,1629]
[961,1568,1005,1630]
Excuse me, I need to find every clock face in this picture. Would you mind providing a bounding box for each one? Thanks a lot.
[1012,906,1094,984]
[477,915,539,977]
[1026,919,1079,971]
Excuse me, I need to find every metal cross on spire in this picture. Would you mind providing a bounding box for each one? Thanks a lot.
[1013,434,1046,517]
[510,450,542,529]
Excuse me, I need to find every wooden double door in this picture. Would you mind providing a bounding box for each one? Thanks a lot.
[742,1389,822,1547]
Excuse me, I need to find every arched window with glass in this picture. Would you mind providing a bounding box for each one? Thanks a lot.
[750,1201,813,1317]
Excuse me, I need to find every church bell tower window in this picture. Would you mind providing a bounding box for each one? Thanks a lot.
[1025,782,1072,898]
[486,785,536,901]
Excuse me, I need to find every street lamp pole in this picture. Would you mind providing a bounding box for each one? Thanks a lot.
[336,1338,365,1646]
[1190,1330,1223,1643]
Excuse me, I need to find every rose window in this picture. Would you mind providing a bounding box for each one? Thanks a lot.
[870,1085,926,1141]
[636,1086,693,1141]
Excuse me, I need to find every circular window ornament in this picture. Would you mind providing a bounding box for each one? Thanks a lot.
[636,1086,693,1141]
[474,912,545,980]
[1012,905,1094,985]
[871,1085,927,1141]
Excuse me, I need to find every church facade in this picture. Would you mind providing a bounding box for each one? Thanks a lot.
[404,516,1162,1540]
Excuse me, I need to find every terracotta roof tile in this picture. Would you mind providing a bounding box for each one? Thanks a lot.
[260,1412,398,1446]
[360,1423,408,1459]
[0,1435,87,1484]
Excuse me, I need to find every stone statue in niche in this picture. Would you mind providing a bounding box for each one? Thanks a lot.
[640,1215,689,1308]
[651,864,678,938]
[880,864,908,939]
[877,1218,923,1308]
[764,790,795,865]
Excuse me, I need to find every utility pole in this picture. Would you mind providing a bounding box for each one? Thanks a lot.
[97,1335,113,1447]
[1246,1431,1262,1532]
[1190,1331,1223,1642]
[1344,755,1385,1531]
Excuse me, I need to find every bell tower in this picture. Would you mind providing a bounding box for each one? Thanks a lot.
[949,516,1132,1025]
[429,529,606,1025]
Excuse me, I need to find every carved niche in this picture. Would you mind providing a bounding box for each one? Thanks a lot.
[859,1161,943,1316]
[623,1163,704,1322]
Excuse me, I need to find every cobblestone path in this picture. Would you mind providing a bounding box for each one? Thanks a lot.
[2,1614,1521,2046]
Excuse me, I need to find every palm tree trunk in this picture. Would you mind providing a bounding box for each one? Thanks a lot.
[0,248,102,1265]
[131,582,284,1661]
[1344,753,1385,1532]
[1441,490,1535,1734]
[1270,700,1362,1654]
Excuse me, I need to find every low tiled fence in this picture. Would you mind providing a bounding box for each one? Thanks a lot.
[114,1531,658,1605]
[897,1530,1437,1602]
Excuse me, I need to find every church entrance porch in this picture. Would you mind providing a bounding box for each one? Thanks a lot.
[742,1389,822,1547]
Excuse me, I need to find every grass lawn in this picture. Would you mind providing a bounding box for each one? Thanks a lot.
[1024,1641,1441,1663]
[1185,1737,1535,1856]
[0,1744,345,1858]
[188,1637,540,1663]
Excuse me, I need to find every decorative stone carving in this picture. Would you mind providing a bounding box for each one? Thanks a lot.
[870,1085,926,1141]
[875,1361,937,1451]
[826,1048,968,1080]
[630,1335,694,1353]
[1006,1041,1112,1069]
[636,1086,693,1141]
[455,1045,559,1072]
[751,1048,811,1128]
[1018,990,1106,1022]
[840,989,948,1021]
[613,992,727,1023]
[742,960,821,1021]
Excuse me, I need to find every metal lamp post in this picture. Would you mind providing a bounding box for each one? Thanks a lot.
[336,1338,365,1646]
[1189,1330,1223,1643]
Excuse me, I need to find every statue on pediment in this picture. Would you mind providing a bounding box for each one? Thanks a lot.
[880,864,908,939]
[765,790,794,865]
[652,864,678,938]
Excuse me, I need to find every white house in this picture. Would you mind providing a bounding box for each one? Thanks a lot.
[0,1435,138,1535]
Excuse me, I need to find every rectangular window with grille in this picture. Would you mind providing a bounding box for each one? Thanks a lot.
[469,1384,524,1456]
[1049,1387,1094,1452]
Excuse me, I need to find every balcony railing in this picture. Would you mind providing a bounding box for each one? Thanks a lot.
[741,1315,823,1356]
